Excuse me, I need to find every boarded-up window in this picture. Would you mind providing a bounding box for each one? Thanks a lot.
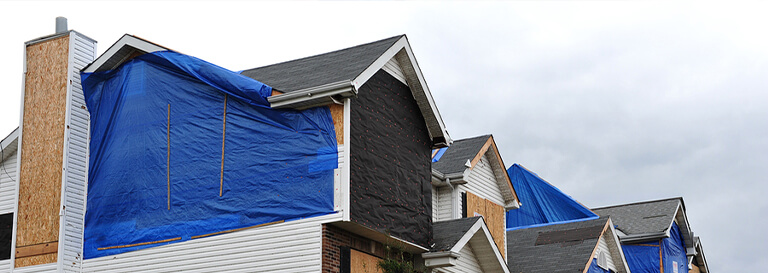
[465,192,505,257]
[343,248,383,273]
[0,213,12,260]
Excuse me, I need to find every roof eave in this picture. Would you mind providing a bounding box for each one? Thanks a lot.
[617,232,668,243]
[82,34,169,73]
[267,80,356,110]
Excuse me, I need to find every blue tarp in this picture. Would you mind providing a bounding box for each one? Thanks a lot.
[81,51,338,259]
[506,164,598,229]
[622,223,688,273]
[586,258,611,273]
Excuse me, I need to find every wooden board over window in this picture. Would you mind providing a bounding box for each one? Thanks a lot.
[466,191,506,257]
[351,249,383,273]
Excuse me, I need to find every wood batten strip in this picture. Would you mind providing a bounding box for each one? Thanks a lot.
[97,237,182,251]
[220,94,228,197]
[167,104,171,210]
[191,220,284,239]
[15,241,58,259]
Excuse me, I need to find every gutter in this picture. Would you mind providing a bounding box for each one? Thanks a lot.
[617,232,668,243]
[267,80,357,109]
[422,251,460,268]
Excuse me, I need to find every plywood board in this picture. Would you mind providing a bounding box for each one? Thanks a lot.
[16,35,70,266]
[15,253,56,268]
[485,199,505,257]
[351,249,383,273]
[466,191,485,218]
[329,104,344,144]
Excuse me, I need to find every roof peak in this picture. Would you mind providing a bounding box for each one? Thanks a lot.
[592,197,683,211]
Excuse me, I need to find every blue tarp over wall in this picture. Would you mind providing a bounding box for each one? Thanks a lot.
[81,51,338,259]
[506,164,598,229]
[586,258,611,273]
[622,222,688,273]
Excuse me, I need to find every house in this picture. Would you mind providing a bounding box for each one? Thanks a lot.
[506,217,630,273]
[0,18,458,272]
[426,135,521,272]
[592,198,709,273]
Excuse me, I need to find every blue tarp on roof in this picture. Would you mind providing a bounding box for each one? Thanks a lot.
[621,222,688,273]
[81,51,338,259]
[506,164,598,229]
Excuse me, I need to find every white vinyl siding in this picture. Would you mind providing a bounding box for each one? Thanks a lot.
[59,32,96,273]
[81,213,341,273]
[0,145,16,273]
[0,146,17,214]
[464,155,505,206]
[10,263,56,273]
[436,187,453,221]
[382,57,407,85]
[431,185,438,222]
[598,234,617,272]
[436,244,482,273]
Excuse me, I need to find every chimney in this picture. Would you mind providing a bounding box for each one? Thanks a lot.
[13,18,96,270]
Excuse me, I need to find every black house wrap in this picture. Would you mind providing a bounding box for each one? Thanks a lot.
[350,70,433,248]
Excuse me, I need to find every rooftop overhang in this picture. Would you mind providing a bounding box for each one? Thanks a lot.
[82,34,169,73]
[267,80,357,110]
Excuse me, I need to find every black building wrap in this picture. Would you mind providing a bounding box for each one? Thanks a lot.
[350,70,433,248]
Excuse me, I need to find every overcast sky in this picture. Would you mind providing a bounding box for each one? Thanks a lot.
[1,1,765,271]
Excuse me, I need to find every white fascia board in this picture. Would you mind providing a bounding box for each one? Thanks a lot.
[267,80,356,109]
[82,34,167,73]
[449,219,510,273]
[608,219,631,273]
[352,36,451,146]
[668,203,695,248]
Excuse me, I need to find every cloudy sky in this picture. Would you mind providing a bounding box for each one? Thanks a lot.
[1,1,765,271]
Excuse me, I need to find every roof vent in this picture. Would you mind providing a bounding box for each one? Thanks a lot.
[55,17,68,34]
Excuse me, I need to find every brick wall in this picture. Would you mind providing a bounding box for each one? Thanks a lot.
[322,224,386,273]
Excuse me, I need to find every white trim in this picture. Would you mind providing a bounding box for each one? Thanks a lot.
[81,35,167,73]
[440,219,510,273]
[342,98,351,222]
[54,31,76,273]
[607,219,631,273]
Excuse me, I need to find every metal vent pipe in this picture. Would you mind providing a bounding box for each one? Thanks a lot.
[55,17,67,34]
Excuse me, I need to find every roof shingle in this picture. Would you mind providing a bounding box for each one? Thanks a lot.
[432,135,490,175]
[592,198,681,235]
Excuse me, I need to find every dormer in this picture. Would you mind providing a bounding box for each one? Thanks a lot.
[430,135,520,259]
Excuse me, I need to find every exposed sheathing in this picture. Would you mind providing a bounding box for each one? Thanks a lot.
[16,35,70,267]
[466,192,505,257]
[15,253,57,268]
[350,249,383,273]
[330,104,344,144]
[350,70,432,248]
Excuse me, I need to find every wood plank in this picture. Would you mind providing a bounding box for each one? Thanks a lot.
[17,34,70,267]
[15,241,58,259]
[350,249,383,273]
[469,136,493,169]
[330,104,344,144]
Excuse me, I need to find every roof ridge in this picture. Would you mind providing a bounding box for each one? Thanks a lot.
[240,35,404,73]
[592,196,683,210]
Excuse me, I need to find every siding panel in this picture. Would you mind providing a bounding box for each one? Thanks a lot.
[81,213,341,273]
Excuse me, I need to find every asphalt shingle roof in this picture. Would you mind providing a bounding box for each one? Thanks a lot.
[432,135,490,175]
[240,35,403,92]
[431,217,482,252]
[592,197,681,235]
[506,217,608,273]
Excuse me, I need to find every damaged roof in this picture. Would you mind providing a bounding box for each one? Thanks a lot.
[506,217,609,273]
[240,36,402,93]
[432,134,491,175]
[592,197,681,235]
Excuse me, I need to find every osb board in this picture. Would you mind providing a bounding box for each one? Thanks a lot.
[466,192,506,257]
[351,249,383,273]
[17,35,69,266]
[485,199,505,258]
[466,191,485,218]
[15,253,56,268]
[329,104,344,144]
[690,264,701,273]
